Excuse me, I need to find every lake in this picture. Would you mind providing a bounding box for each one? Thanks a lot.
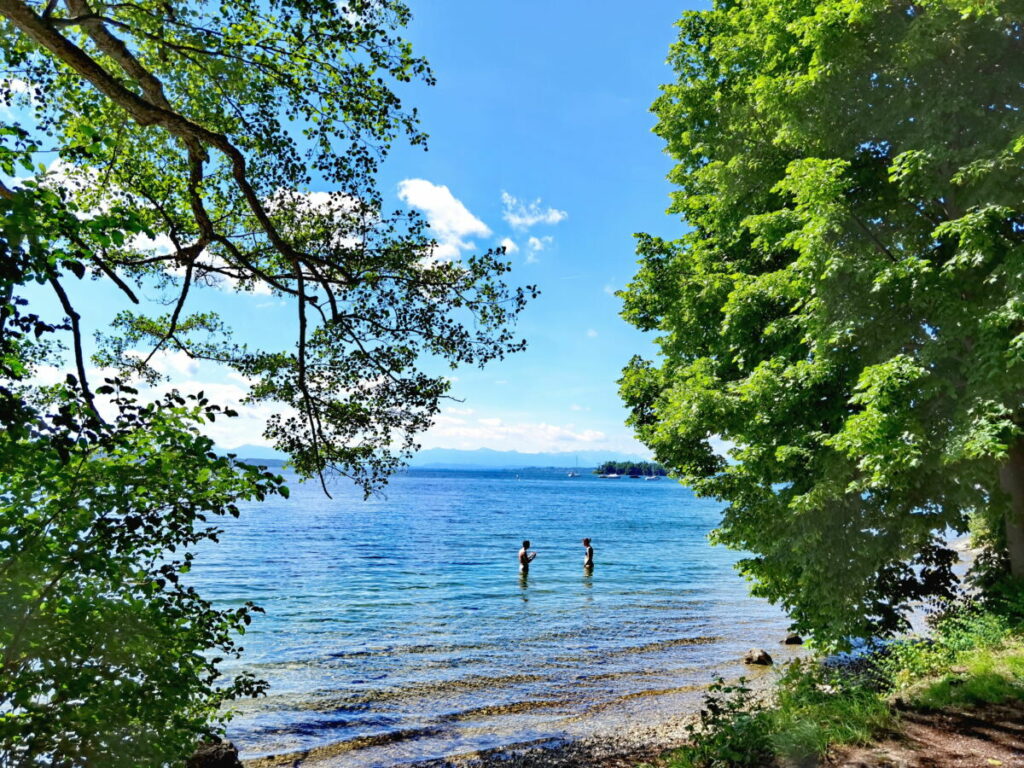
[191,468,799,766]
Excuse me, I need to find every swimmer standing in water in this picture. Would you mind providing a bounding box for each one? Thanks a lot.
[582,537,594,569]
[518,540,537,572]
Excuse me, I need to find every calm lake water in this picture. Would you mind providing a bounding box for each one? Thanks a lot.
[191,468,799,766]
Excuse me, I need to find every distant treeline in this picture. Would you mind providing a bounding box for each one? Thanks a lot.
[593,461,668,476]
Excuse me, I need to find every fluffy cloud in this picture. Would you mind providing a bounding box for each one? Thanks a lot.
[501,192,567,229]
[421,415,609,453]
[29,361,289,449]
[125,348,199,378]
[500,237,519,254]
[2,77,31,94]
[586,328,599,338]
[524,235,553,264]
[398,178,491,261]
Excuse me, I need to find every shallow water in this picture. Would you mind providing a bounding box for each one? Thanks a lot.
[191,468,798,765]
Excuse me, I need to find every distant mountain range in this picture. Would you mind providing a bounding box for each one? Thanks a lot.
[407,448,651,470]
[218,443,285,460]
[216,445,651,470]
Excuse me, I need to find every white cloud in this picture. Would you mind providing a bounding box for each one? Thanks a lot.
[420,414,611,453]
[170,379,291,448]
[1,78,36,118]
[501,191,567,230]
[398,179,490,261]
[603,283,617,296]
[131,232,176,255]
[524,235,553,265]
[586,328,599,338]
[3,78,31,95]
[126,348,199,378]
[569,404,590,412]
[28,361,289,449]
[164,250,275,296]
[500,237,519,254]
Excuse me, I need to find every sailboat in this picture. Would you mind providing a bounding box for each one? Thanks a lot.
[567,455,580,478]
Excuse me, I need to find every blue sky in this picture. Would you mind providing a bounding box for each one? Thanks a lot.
[375,1,697,454]
[26,1,704,455]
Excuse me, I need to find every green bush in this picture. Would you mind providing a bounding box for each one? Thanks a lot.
[875,595,1017,691]
[670,678,772,768]
[663,597,1024,768]
[665,668,891,768]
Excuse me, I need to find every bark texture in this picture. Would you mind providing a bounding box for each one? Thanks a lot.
[998,441,1024,578]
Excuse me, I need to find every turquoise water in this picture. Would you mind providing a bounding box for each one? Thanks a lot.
[191,468,797,766]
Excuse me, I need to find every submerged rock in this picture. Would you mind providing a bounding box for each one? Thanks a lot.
[743,648,773,665]
[783,633,804,645]
[187,739,242,768]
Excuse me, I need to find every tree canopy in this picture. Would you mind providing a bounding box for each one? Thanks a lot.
[0,0,533,494]
[620,0,1024,648]
[0,0,532,762]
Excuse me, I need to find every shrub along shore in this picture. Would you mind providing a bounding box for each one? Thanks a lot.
[649,588,1024,768]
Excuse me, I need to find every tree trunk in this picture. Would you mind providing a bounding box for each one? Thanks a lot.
[997,440,1024,579]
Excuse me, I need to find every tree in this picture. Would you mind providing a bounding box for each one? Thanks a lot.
[620,0,1024,648]
[0,0,532,493]
[593,460,667,476]
[1,0,531,762]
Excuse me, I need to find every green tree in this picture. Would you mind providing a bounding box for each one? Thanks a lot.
[0,0,531,763]
[620,0,1024,647]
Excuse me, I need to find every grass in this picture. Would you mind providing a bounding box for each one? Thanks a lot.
[767,675,891,764]
[904,641,1024,710]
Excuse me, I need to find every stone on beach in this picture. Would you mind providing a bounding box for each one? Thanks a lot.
[782,633,804,645]
[187,739,242,768]
[743,648,773,665]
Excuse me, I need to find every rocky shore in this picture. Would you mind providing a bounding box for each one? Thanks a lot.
[400,670,782,768]
[237,671,775,768]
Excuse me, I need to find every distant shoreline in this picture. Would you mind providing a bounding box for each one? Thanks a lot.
[231,462,622,475]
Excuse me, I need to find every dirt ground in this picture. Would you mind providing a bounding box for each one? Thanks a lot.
[827,702,1024,768]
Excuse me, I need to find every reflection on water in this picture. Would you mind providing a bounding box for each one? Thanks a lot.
[188,468,797,766]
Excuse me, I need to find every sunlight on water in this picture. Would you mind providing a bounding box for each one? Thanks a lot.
[189,469,797,765]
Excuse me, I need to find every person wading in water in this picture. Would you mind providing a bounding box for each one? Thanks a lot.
[519,540,537,572]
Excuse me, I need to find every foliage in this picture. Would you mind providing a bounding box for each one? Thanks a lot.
[874,595,1024,709]
[906,643,1024,709]
[0,381,287,766]
[671,678,772,768]
[593,460,667,476]
[768,663,890,764]
[620,0,1024,647]
[876,594,1018,689]
[0,0,533,763]
[665,668,889,768]
[664,598,1024,768]
[0,0,534,495]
